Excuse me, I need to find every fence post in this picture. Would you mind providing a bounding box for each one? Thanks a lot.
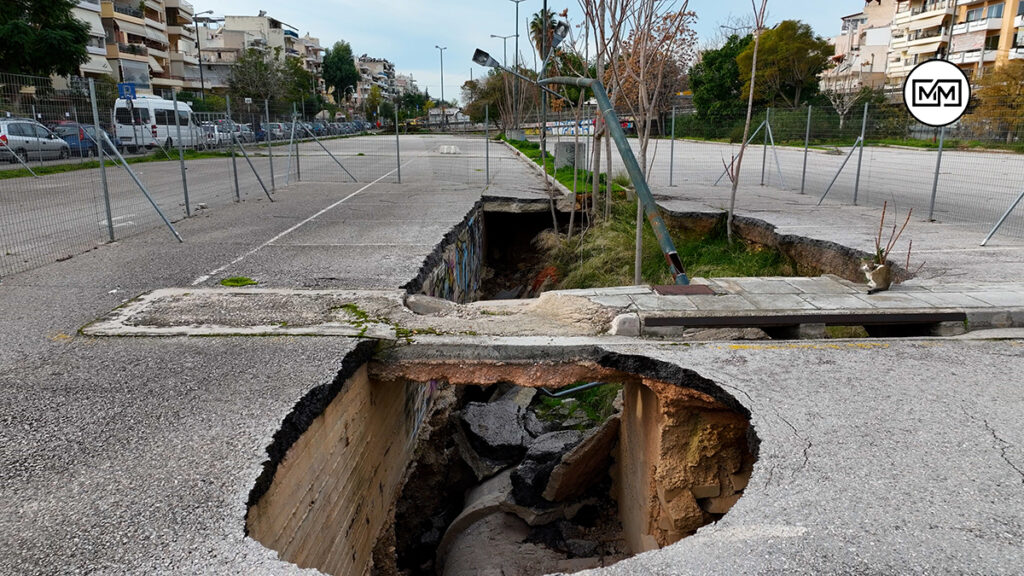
[72,106,84,164]
[761,107,769,186]
[853,102,868,206]
[265,100,275,191]
[485,105,490,186]
[669,105,676,187]
[89,79,115,243]
[172,90,191,217]
[800,105,811,195]
[32,105,42,167]
[981,189,1024,246]
[928,126,945,221]
[396,104,402,183]
[294,103,301,182]
[226,95,241,201]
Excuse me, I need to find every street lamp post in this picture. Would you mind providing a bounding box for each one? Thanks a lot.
[472,48,690,286]
[510,0,526,128]
[192,9,214,100]
[490,34,515,67]
[435,45,447,130]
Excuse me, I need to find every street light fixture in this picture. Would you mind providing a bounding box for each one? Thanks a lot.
[472,49,690,285]
[435,45,447,129]
[490,34,516,67]
[192,9,215,100]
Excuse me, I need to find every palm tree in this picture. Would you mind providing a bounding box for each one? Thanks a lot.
[529,9,557,59]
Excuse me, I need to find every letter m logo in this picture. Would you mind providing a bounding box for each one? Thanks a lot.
[912,80,962,107]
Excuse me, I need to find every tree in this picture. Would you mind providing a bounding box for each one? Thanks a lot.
[0,0,90,77]
[228,48,282,104]
[322,41,359,103]
[365,84,383,121]
[969,60,1024,144]
[689,34,753,124]
[529,9,558,60]
[737,19,832,107]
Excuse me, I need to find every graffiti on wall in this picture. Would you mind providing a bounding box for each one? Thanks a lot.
[421,212,483,303]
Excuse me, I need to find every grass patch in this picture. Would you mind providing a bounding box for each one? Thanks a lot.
[220,276,258,287]
[0,148,235,180]
[535,382,622,429]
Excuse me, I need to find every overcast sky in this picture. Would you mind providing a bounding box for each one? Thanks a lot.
[198,0,856,103]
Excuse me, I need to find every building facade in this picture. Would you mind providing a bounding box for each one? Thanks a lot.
[822,1,898,93]
[354,55,397,109]
[947,0,1024,79]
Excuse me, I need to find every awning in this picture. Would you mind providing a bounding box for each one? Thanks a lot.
[80,54,114,75]
[148,55,164,73]
[72,8,105,37]
[117,20,149,39]
[145,27,169,45]
[908,40,944,55]
[908,15,947,31]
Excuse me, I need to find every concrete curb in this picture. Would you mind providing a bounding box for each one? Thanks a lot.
[498,139,574,198]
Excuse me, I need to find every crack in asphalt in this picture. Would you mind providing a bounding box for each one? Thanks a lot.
[712,371,812,487]
[960,404,1024,484]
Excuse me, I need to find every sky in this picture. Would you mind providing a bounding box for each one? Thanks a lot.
[199,0,857,104]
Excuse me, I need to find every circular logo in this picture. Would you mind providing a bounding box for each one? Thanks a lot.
[903,59,971,127]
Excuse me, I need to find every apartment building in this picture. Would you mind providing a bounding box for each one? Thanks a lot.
[299,34,326,97]
[822,0,898,93]
[73,1,115,79]
[222,13,300,60]
[887,0,958,89]
[947,0,1024,78]
[196,25,261,91]
[165,0,200,92]
[354,55,397,108]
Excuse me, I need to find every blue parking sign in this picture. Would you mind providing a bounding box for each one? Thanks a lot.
[118,83,136,100]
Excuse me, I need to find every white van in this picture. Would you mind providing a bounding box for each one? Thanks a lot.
[113,95,204,152]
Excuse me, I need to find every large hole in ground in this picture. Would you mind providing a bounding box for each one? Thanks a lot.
[245,351,757,576]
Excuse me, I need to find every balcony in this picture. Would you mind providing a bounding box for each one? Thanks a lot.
[1010,47,1024,59]
[949,49,998,63]
[145,16,166,31]
[284,30,299,39]
[148,46,168,59]
[165,0,193,14]
[908,28,949,44]
[167,25,195,40]
[1016,15,1024,28]
[171,51,199,65]
[912,0,955,17]
[952,17,1003,35]
[108,41,148,60]
[106,1,143,19]
[955,0,984,5]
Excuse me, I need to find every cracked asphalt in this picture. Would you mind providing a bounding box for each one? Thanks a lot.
[1,136,1022,575]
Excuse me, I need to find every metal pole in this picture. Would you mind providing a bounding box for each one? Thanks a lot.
[818,137,862,206]
[172,91,191,217]
[928,126,945,221]
[981,188,1024,246]
[301,124,356,181]
[72,107,83,164]
[229,129,274,202]
[853,102,868,205]
[89,78,114,242]
[294,103,301,182]
[766,120,785,189]
[714,121,766,186]
[669,105,676,187]
[761,108,769,186]
[226,95,240,202]
[266,100,275,191]
[32,105,41,167]
[98,131,182,243]
[395,104,401,183]
[542,76,688,284]
[800,105,811,194]
[485,104,490,185]
[286,107,296,184]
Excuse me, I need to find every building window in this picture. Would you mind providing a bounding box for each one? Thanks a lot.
[965,7,984,22]
[1018,1,1024,16]
[987,2,1004,19]
[984,33,1001,50]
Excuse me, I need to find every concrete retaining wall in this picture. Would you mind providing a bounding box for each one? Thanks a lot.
[246,366,438,575]
[404,205,484,304]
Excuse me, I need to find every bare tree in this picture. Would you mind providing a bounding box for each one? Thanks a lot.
[725,0,768,244]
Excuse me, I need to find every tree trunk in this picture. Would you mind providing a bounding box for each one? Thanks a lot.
[728,19,763,244]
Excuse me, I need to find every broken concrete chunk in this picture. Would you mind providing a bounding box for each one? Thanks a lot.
[460,402,529,463]
[496,386,537,411]
[699,493,742,514]
[730,470,751,492]
[404,294,458,316]
[690,484,721,499]
[512,430,586,507]
[543,415,620,502]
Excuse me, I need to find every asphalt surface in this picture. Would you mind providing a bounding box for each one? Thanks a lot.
[0,134,1021,575]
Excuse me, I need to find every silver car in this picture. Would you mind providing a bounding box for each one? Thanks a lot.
[0,118,71,163]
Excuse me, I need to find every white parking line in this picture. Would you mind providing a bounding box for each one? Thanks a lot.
[191,159,415,286]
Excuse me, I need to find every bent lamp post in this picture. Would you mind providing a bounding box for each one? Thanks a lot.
[472,49,689,285]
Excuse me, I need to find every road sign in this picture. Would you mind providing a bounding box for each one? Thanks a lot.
[244,97,253,105]
[118,83,137,100]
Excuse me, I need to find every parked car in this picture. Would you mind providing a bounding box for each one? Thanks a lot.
[0,117,71,163]
[201,124,230,148]
[266,122,286,140]
[53,123,122,157]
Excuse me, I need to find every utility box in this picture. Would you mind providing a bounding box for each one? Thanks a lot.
[554,142,587,170]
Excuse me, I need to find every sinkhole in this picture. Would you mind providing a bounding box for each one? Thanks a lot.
[245,347,758,576]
